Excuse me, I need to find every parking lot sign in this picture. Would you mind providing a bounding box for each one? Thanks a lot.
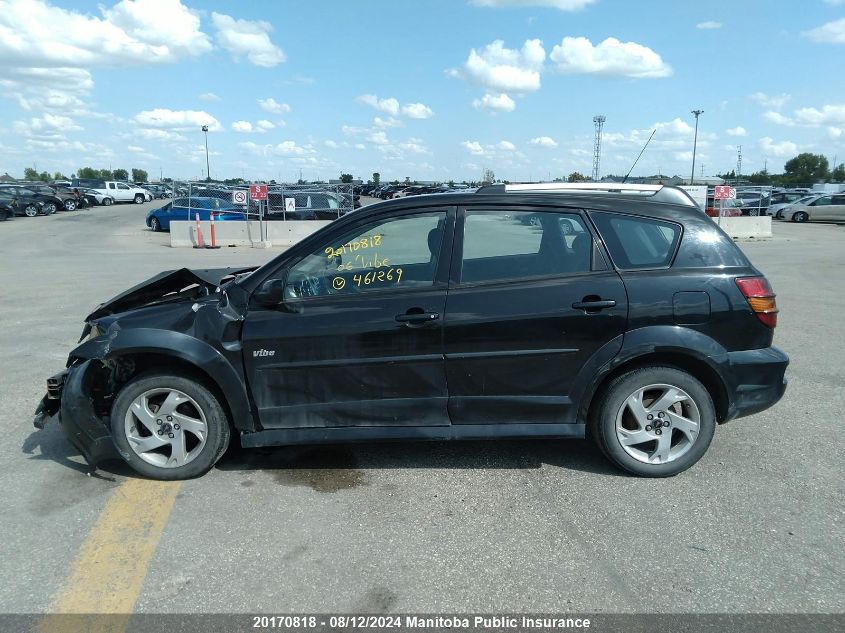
[232,190,247,205]
[714,185,735,200]
[249,184,268,201]
[284,197,296,213]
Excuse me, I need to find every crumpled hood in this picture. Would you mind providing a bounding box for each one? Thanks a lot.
[85,266,257,321]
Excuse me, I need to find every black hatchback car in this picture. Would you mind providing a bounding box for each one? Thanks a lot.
[34,184,788,480]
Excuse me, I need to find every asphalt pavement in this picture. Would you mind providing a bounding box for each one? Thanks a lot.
[0,201,842,615]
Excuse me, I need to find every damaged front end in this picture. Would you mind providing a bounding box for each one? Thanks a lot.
[33,266,257,467]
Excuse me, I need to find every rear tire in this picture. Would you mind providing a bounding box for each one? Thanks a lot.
[24,204,39,217]
[134,194,144,204]
[110,373,230,480]
[590,366,716,477]
[63,199,77,211]
[42,202,56,215]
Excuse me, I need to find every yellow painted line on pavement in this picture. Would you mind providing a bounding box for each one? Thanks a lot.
[36,479,181,633]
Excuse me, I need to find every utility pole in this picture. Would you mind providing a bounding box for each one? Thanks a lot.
[690,110,703,185]
[202,125,210,183]
[737,145,743,181]
[592,115,606,182]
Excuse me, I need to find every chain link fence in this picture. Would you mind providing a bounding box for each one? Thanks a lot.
[162,181,356,221]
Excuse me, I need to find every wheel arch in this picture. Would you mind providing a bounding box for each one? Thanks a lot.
[79,331,256,432]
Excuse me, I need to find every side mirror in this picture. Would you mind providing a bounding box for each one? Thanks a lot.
[254,279,285,306]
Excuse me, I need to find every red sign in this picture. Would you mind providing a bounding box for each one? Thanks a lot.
[249,184,268,200]
[713,185,734,200]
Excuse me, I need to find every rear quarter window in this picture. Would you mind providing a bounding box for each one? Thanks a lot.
[590,211,681,270]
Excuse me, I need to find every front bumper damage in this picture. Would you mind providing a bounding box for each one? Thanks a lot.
[33,360,119,467]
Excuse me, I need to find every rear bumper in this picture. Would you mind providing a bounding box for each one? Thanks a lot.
[33,360,119,466]
[723,346,788,422]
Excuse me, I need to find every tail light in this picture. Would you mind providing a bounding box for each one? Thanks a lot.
[736,277,778,328]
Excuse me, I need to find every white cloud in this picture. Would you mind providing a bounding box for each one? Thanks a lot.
[256,119,275,130]
[324,140,340,148]
[135,128,186,142]
[529,136,558,148]
[726,126,747,137]
[402,102,435,119]
[127,145,145,152]
[495,140,516,150]
[696,21,722,29]
[354,143,366,150]
[763,111,794,126]
[13,113,82,138]
[674,151,694,161]
[759,137,798,157]
[549,36,672,78]
[211,12,286,67]
[373,117,403,128]
[367,131,390,146]
[803,18,845,44]
[461,141,485,155]
[472,92,516,112]
[449,39,545,93]
[828,127,843,139]
[257,98,291,114]
[358,94,400,116]
[133,108,222,131]
[232,120,255,133]
[0,0,211,70]
[199,92,220,101]
[794,104,845,126]
[750,92,791,109]
[469,0,596,10]
[239,141,314,156]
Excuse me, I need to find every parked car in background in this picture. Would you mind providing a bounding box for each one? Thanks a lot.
[0,185,59,214]
[0,198,13,221]
[735,190,771,216]
[145,197,248,231]
[74,180,151,204]
[786,193,845,223]
[80,187,115,206]
[704,196,742,217]
[17,183,83,210]
[769,191,807,206]
[771,195,819,219]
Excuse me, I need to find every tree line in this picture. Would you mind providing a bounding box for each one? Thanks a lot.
[720,153,845,186]
[21,167,149,183]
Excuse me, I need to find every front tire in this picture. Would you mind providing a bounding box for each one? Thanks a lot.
[792,211,809,223]
[110,373,230,480]
[591,366,716,477]
[24,204,39,217]
[150,217,161,232]
[102,197,113,206]
[134,194,144,204]
[64,199,77,211]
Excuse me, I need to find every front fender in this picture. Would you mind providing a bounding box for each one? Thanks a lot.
[72,328,256,432]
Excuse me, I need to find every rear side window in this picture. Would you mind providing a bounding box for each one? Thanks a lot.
[460,210,592,284]
[590,211,680,270]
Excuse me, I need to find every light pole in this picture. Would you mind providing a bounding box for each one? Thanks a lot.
[690,110,703,185]
[201,125,210,183]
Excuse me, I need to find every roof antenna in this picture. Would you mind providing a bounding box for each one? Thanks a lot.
[622,129,656,184]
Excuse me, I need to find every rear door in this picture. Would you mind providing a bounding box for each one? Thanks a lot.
[443,206,627,425]
[828,195,845,221]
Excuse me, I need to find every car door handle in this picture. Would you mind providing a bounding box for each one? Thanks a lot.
[395,312,440,324]
[572,299,616,311]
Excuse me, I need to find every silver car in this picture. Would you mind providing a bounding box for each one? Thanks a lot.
[786,193,845,223]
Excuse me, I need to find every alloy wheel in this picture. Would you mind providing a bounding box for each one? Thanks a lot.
[24,205,38,217]
[124,388,208,468]
[614,383,701,465]
[64,200,76,211]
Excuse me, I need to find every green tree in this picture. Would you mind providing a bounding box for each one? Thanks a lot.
[748,170,773,185]
[783,153,829,184]
[340,173,353,183]
[96,169,113,180]
[830,163,845,182]
[372,172,380,186]
[567,171,588,182]
[112,168,129,181]
[131,168,148,183]
[53,171,66,181]
[38,171,50,182]
[77,167,97,179]
[23,167,38,180]
[482,168,495,183]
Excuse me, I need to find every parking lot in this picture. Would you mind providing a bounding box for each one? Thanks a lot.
[1,201,842,615]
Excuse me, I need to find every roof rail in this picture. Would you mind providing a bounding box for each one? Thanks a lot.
[475,182,698,207]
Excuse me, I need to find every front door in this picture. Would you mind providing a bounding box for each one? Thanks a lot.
[241,208,454,429]
[444,207,627,425]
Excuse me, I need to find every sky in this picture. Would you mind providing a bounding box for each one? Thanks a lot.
[1,0,845,183]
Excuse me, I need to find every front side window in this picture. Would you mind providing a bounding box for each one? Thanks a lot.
[459,210,592,284]
[812,196,832,206]
[285,211,447,299]
[590,211,681,270]
[117,183,130,190]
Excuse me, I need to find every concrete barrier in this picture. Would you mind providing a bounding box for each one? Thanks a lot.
[170,220,332,248]
[711,216,772,239]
